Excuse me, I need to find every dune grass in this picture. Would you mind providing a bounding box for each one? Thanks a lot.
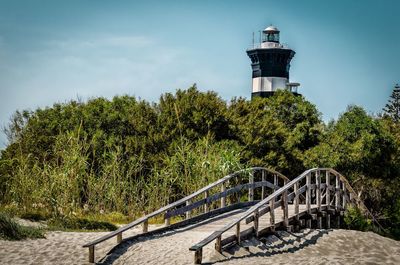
[0,213,45,240]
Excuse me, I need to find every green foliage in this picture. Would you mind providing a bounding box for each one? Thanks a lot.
[344,206,372,231]
[0,85,399,238]
[228,91,321,176]
[0,212,45,240]
[47,216,117,231]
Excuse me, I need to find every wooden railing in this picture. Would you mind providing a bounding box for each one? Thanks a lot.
[82,167,289,263]
[189,168,379,264]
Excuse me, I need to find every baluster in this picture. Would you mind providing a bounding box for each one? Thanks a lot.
[254,209,259,236]
[283,188,288,227]
[306,173,311,213]
[316,171,321,211]
[294,181,299,215]
[342,184,347,209]
[186,200,191,219]
[215,236,222,253]
[261,170,266,199]
[326,171,330,210]
[335,175,340,210]
[249,171,254,201]
[236,222,241,244]
[142,219,148,233]
[194,248,202,264]
[221,182,226,208]
[269,199,275,231]
[204,190,209,213]
[89,246,95,263]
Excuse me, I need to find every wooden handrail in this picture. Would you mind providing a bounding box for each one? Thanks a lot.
[189,168,381,263]
[82,167,289,263]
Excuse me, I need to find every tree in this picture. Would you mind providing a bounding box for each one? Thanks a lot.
[383,83,400,122]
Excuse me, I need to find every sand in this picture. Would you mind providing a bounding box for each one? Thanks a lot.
[1,220,399,265]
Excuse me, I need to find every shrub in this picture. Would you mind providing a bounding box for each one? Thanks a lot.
[48,216,117,231]
[344,205,372,231]
[0,212,45,240]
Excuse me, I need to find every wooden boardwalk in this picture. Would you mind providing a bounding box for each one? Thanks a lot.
[82,167,380,264]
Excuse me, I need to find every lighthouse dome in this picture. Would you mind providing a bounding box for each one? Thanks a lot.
[263,25,280,33]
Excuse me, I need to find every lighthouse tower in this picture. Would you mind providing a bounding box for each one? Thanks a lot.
[247,25,300,98]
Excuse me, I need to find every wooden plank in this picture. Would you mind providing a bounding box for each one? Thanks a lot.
[316,171,321,211]
[221,182,226,208]
[186,200,191,219]
[236,222,241,244]
[298,184,307,195]
[326,171,330,209]
[306,173,311,213]
[283,188,288,227]
[261,170,266,199]
[254,209,259,236]
[342,185,347,209]
[270,199,275,227]
[294,182,299,215]
[204,190,209,213]
[249,171,254,201]
[335,174,340,210]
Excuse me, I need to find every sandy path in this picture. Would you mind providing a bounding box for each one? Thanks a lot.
[0,224,159,265]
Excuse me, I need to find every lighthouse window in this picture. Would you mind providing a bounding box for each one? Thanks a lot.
[266,33,279,42]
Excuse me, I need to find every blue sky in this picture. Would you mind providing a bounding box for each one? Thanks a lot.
[0,0,399,148]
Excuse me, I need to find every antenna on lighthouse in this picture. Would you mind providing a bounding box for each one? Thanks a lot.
[252,32,255,48]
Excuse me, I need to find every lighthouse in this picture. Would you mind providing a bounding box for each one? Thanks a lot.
[247,25,300,98]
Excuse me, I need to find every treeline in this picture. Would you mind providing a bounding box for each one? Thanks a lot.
[0,85,399,237]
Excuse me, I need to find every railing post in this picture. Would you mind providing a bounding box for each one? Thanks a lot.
[306,173,312,228]
[249,171,254,201]
[335,174,340,210]
[204,190,209,213]
[281,179,287,210]
[306,173,311,213]
[194,248,202,264]
[342,184,347,209]
[215,236,222,253]
[316,171,321,211]
[326,171,331,210]
[221,182,226,208]
[186,200,192,219]
[254,209,259,236]
[89,246,95,263]
[236,222,241,244]
[273,174,278,191]
[164,215,170,227]
[142,219,148,233]
[283,187,288,227]
[261,170,266,199]
[294,181,299,215]
[269,199,275,231]
[117,232,122,243]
